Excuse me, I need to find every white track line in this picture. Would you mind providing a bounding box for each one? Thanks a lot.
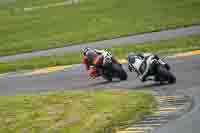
[24,0,81,12]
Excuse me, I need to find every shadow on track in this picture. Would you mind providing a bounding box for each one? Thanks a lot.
[89,80,121,87]
[129,82,174,90]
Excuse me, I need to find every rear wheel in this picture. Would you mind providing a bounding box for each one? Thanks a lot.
[112,63,128,81]
[157,66,176,84]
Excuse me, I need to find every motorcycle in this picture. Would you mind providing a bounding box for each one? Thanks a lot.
[94,51,128,81]
[128,55,176,84]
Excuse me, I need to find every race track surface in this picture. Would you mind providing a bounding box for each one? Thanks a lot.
[0,25,200,62]
[0,55,199,96]
[0,55,200,132]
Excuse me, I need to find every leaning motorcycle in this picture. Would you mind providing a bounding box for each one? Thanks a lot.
[95,52,128,81]
[128,56,176,84]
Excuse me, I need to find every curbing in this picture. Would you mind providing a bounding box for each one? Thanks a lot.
[116,93,193,133]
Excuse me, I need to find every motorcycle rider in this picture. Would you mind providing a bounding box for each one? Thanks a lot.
[128,52,169,82]
[82,47,112,79]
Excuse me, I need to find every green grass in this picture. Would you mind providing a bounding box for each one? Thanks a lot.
[0,0,200,56]
[0,35,200,74]
[0,90,156,133]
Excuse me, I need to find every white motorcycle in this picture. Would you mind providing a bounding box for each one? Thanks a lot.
[128,54,176,84]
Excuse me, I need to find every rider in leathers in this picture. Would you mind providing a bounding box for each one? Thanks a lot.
[83,47,112,78]
[128,53,167,82]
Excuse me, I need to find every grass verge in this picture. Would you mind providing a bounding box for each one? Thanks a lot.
[0,0,200,56]
[0,90,156,133]
[0,36,200,74]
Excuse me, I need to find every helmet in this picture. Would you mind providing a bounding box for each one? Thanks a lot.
[128,52,136,63]
[83,47,92,56]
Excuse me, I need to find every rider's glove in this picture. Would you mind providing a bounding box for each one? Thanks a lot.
[128,64,133,72]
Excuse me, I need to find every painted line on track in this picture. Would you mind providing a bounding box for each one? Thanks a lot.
[118,59,128,64]
[169,50,200,58]
[118,49,200,64]
[23,0,81,12]
[173,50,200,57]
[24,65,73,76]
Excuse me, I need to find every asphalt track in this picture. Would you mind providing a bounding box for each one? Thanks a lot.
[0,55,199,96]
[0,54,199,132]
[0,25,200,62]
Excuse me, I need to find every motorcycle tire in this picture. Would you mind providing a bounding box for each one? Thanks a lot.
[157,66,176,84]
[112,63,128,81]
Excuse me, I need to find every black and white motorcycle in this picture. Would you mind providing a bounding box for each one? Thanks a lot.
[128,54,176,84]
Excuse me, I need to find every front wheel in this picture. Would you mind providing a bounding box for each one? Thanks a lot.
[112,63,128,81]
[157,66,176,84]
